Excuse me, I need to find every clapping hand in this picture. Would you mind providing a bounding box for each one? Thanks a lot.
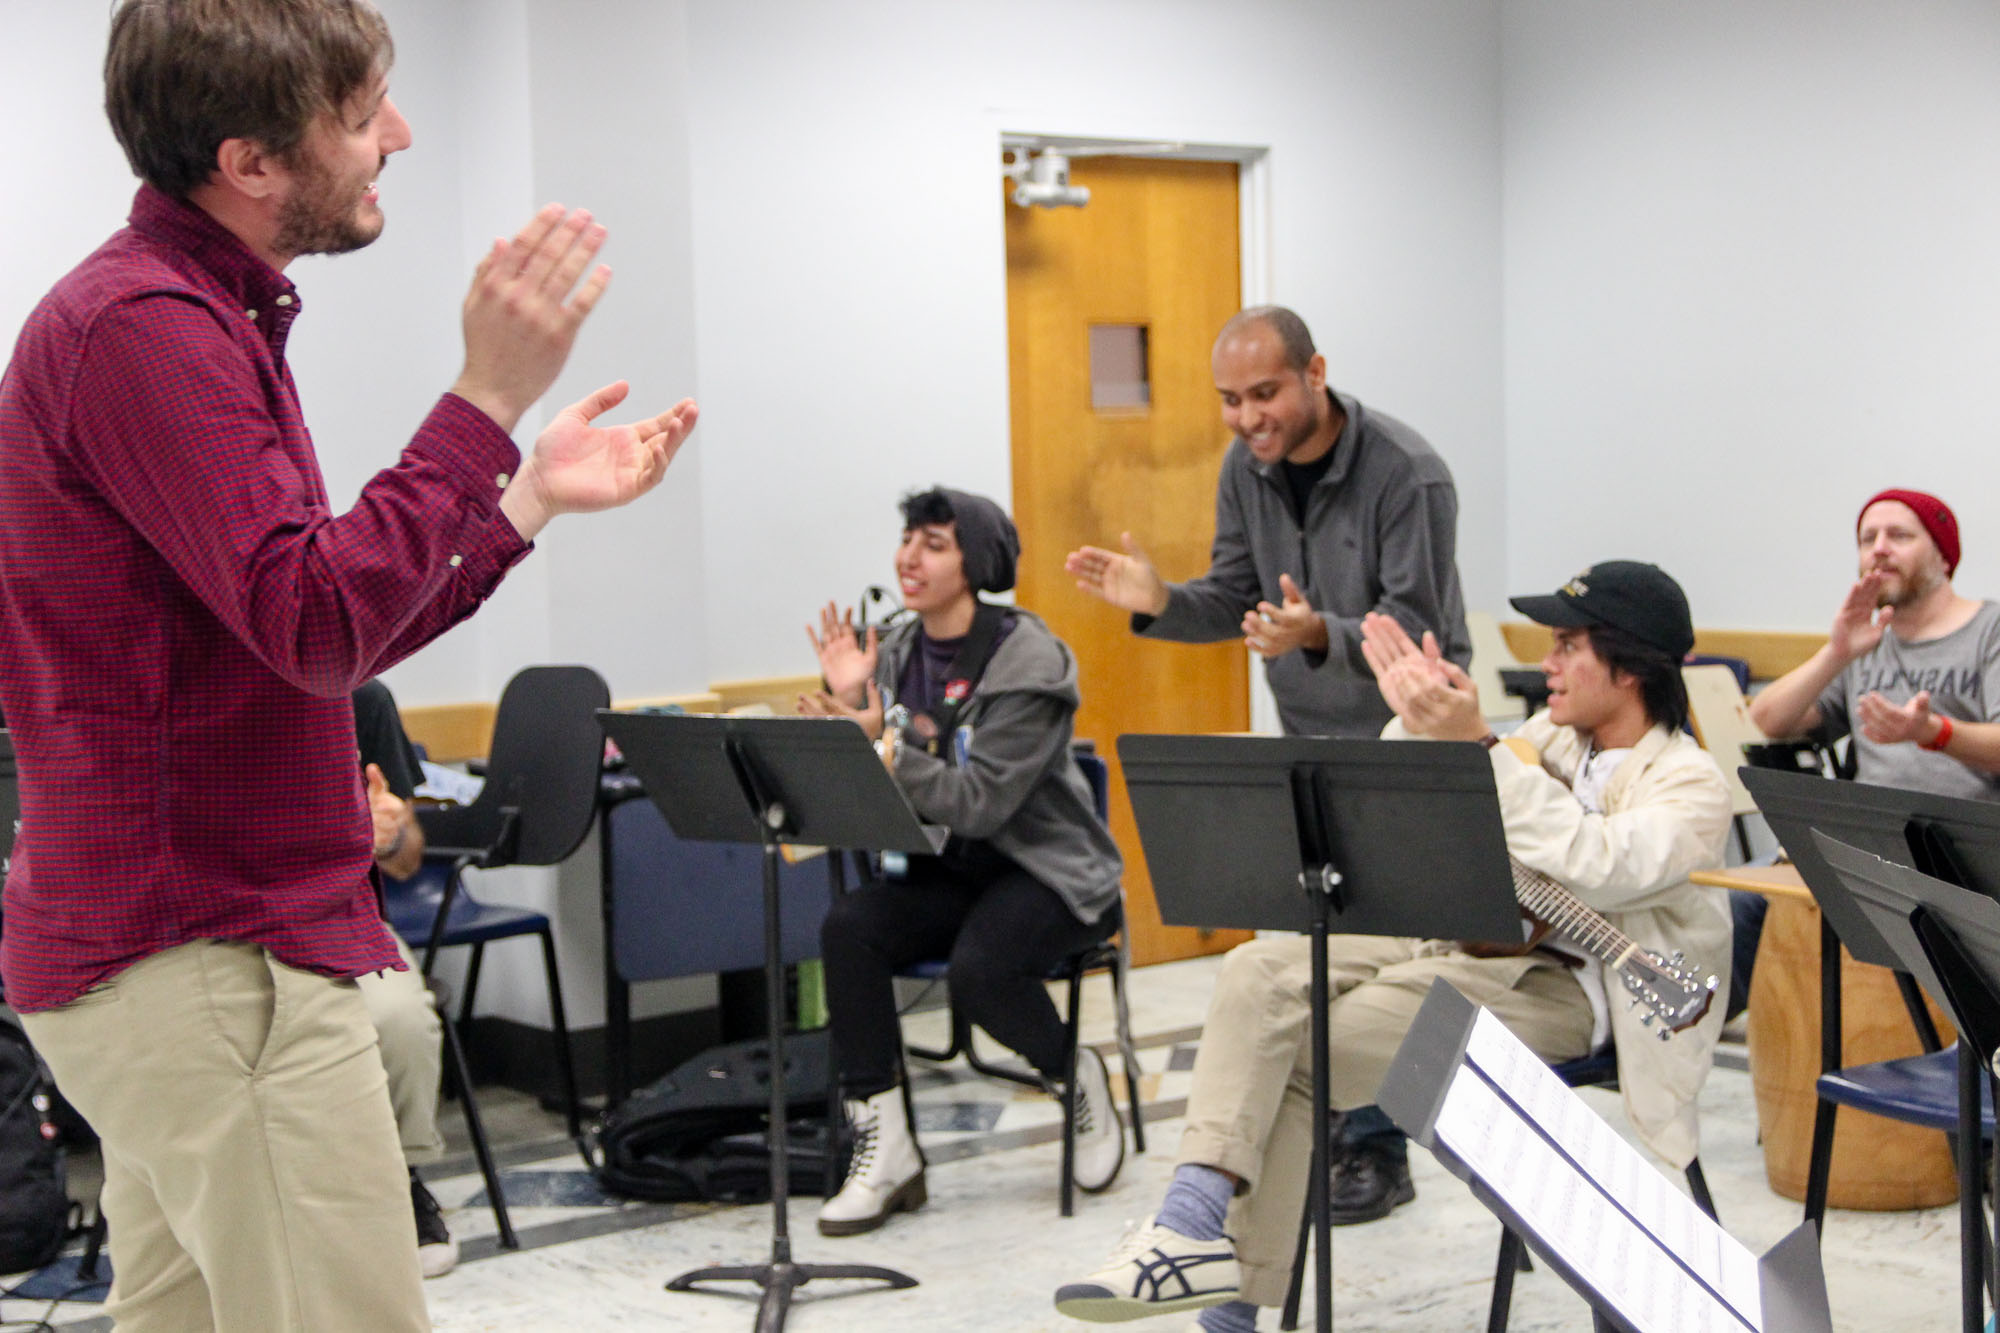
[805,602,878,706]
[365,763,404,858]
[453,205,610,432]
[1829,571,1893,663]
[501,383,697,540]
[1064,533,1170,616]
[1241,573,1328,658]
[1358,612,1488,741]
[1856,689,1936,747]
[798,679,886,742]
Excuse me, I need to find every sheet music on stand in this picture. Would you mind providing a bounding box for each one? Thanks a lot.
[1381,980,1832,1333]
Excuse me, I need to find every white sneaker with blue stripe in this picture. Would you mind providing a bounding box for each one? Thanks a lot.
[1054,1219,1241,1322]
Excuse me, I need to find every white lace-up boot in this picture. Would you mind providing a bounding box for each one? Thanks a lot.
[1069,1045,1126,1193]
[818,1086,926,1237]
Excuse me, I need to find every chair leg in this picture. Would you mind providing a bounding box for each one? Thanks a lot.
[1489,1227,1526,1333]
[904,986,970,1066]
[960,1002,1043,1089]
[1110,935,1146,1154]
[1060,970,1083,1218]
[1683,1158,1718,1222]
[438,995,516,1250]
[536,926,584,1148]
[1801,1096,1839,1233]
[459,943,486,1029]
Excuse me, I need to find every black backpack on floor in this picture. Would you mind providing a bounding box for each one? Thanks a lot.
[593,1029,848,1204]
[0,1021,67,1275]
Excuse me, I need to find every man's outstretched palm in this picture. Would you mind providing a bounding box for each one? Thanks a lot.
[1064,532,1169,616]
[520,381,697,517]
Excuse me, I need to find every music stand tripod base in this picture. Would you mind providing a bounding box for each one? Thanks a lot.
[600,711,932,1331]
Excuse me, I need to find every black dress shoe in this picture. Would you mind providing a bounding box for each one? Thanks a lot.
[1326,1145,1415,1225]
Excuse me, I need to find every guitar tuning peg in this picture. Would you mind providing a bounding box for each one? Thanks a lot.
[1669,951,1685,964]
[1656,1028,1673,1042]
[1640,1013,1654,1026]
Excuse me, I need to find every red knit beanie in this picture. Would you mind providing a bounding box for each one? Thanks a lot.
[1859,488,1960,575]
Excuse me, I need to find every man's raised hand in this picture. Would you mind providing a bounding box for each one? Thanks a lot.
[1829,571,1892,663]
[1242,573,1328,659]
[1359,612,1487,740]
[453,204,615,433]
[1064,532,1169,616]
[500,383,697,541]
[1857,689,1936,747]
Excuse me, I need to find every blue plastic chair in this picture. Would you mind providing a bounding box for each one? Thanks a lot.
[894,745,1146,1216]
[1684,652,1752,694]
[1797,916,1980,1249]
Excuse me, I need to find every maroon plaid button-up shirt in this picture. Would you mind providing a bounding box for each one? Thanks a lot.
[0,187,533,1011]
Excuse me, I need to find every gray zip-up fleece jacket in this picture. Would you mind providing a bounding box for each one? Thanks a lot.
[1137,390,1470,738]
[879,609,1122,926]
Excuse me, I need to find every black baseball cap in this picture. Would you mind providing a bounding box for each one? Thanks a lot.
[1508,561,1694,660]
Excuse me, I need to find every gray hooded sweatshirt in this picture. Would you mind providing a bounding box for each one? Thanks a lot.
[878,608,1122,926]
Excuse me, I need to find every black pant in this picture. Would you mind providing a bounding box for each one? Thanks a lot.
[820,856,1112,1099]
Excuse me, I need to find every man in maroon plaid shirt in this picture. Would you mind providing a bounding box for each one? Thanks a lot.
[0,2,696,1327]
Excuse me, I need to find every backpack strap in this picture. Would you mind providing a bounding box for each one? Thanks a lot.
[906,601,1007,758]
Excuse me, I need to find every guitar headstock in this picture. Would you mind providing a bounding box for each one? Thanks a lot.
[1615,947,1717,1038]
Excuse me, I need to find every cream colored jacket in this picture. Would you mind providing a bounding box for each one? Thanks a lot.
[1389,712,1733,1165]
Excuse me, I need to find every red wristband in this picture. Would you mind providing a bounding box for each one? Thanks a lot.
[1921,714,1955,752]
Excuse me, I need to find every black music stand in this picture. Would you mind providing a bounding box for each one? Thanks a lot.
[599,711,938,1332]
[1810,832,2000,1333]
[1739,766,2000,1229]
[1118,735,1524,1333]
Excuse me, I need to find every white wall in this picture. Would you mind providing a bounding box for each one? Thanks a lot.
[26,0,2000,1028]
[685,0,1510,679]
[6,0,1505,695]
[1501,0,2000,628]
[0,0,1575,1034]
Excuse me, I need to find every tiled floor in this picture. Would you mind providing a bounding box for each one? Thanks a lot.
[12,954,1970,1331]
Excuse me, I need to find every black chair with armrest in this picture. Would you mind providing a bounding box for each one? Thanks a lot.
[399,664,610,1148]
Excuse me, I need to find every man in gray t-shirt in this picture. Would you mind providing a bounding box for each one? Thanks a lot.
[1750,488,2000,801]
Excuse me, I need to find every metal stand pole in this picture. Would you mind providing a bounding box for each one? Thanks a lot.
[665,785,917,1330]
[1303,863,1341,1333]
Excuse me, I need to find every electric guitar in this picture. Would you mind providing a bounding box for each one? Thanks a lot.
[1506,856,1718,1038]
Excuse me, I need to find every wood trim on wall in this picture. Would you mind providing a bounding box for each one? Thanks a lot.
[615,691,725,714]
[710,674,819,716]
[403,690,727,762]
[398,702,496,764]
[1496,624,1827,683]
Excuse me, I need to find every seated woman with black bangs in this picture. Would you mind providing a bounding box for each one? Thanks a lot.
[799,486,1125,1237]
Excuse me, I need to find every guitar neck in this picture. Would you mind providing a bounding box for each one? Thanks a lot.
[1508,857,1641,969]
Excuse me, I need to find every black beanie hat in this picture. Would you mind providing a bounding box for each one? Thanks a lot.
[936,489,1021,594]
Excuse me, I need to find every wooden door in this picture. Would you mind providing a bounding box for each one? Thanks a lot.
[1005,155,1253,967]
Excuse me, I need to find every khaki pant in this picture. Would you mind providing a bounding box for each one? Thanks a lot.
[1176,934,1593,1307]
[21,939,430,1332]
[358,935,445,1162]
